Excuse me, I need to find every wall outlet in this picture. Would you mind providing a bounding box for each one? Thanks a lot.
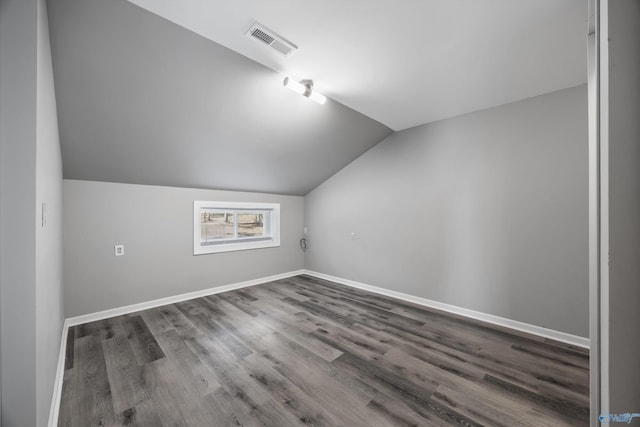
[303,227,308,235]
[350,232,356,240]
[114,245,125,256]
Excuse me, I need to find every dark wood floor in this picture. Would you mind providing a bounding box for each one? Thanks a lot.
[58,275,590,426]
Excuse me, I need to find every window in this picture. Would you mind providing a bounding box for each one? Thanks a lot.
[193,201,280,254]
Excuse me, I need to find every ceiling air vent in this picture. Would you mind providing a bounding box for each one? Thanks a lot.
[245,23,298,57]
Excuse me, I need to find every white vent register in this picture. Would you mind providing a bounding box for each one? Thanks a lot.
[245,23,297,57]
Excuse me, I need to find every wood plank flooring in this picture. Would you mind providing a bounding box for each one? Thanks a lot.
[58,275,590,426]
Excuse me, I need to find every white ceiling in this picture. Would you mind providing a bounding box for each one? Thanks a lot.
[129,0,589,131]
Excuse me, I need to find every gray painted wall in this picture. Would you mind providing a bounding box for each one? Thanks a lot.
[63,180,304,317]
[606,0,640,413]
[0,0,64,425]
[1,0,39,425]
[35,0,65,424]
[305,85,589,337]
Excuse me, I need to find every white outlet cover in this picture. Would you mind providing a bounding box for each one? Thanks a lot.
[114,245,125,256]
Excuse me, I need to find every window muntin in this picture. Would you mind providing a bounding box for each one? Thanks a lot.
[200,209,270,244]
[194,201,280,254]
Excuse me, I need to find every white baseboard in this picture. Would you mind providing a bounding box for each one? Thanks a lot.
[48,269,304,426]
[48,318,70,427]
[65,270,305,327]
[49,268,589,425]
[303,270,590,349]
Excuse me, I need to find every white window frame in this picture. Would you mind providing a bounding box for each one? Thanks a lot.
[193,201,280,255]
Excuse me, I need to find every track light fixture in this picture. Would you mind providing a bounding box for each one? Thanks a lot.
[283,77,326,104]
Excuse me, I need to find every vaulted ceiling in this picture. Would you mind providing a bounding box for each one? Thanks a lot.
[48,0,588,196]
[129,0,589,131]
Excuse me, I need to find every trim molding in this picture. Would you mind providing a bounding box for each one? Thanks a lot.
[48,318,70,427]
[49,267,589,425]
[48,269,304,426]
[66,270,305,327]
[303,270,590,349]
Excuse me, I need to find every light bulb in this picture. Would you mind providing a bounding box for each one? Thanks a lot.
[308,90,327,105]
[283,77,306,95]
[283,77,327,104]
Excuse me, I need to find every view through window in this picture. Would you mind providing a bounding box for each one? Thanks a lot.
[194,201,280,254]
[201,210,267,243]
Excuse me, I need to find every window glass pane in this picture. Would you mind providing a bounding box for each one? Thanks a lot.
[237,211,266,238]
[194,202,279,255]
[201,209,234,242]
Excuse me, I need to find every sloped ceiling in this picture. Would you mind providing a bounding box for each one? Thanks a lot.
[48,0,587,196]
[129,0,588,131]
[47,0,393,196]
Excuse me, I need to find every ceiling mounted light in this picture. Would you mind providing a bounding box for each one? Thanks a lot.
[283,77,326,105]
